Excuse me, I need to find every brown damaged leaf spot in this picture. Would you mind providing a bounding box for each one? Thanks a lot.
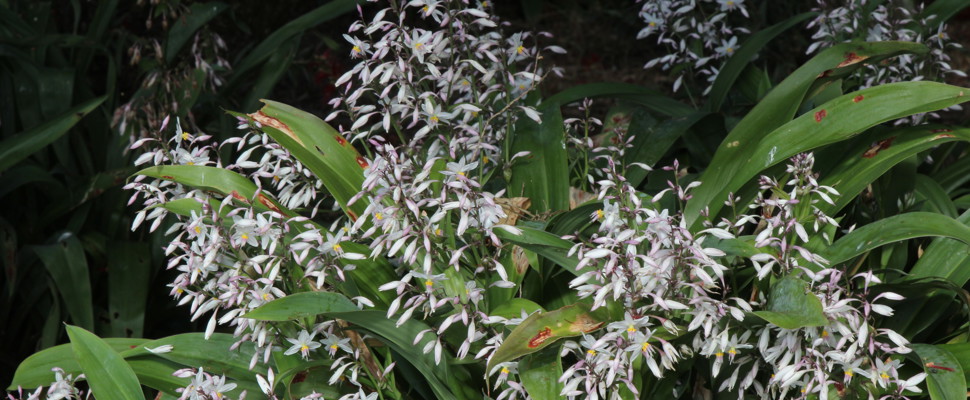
[356,156,370,169]
[814,109,827,123]
[335,135,348,146]
[230,190,251,204]
[527,327,552,348]
[837,52,867,68]
[257,193,289,217]
[853,95,864,103]
[934,133,956,139]
[862,136,896,158]
[569,313,605,334]
[346,209,358,222]
[161,175,174,180]
[250,111,303,146]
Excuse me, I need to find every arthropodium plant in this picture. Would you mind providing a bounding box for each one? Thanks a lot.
[10,2,970,400]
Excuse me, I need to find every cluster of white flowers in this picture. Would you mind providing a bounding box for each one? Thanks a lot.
[807,0,965,124]
[551,151,923,399]
[6,368,86,400]
[635,0,751,94]
[125,0,560,398]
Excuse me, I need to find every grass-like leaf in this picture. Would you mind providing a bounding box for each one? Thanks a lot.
[66,325,145,400]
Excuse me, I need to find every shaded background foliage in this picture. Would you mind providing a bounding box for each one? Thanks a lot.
[1,0,969,392]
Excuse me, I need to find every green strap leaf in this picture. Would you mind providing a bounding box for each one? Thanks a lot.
[33,233,94,331]
[133,164,294,217]
[685,41,932,228]
[752,276,827,329]
[821,212,970,267]
[911,344,967,399]
[0,95,104,173]
[486,303,605,373]
[519,346,564,400]
[510,103,569,213]
[243,291,359,321]
[816,125,970,216]
[9,338,148,389]
[66,325,145,400]
[248,99,369,222]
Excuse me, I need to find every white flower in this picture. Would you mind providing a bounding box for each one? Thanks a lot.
[284,330,322,360]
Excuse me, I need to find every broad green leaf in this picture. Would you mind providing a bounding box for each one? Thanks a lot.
[249,99,368,221]
[165,2,228,63]
[519,346,564,400]
[133,165,294,217]
[244,291,359,321]
[911,344,966,399]
[122,333,264,386]
[693,81,969,227]
[0,95,104,173]
[705,236,760,258]
[9,338,148,389]
[938,343,970,384]
[911,209,970,284]
[816,125,970,216]
[486,303,606,373]
[510,103,569,212]
[685,41,931,228]
[490,298,544,319]
[752,276,827,329]
[706,12,816,111]
[493,226,581,275]
[543,82,692,117]
[66,325,145,400]
[33,233,93,330]
[821,212,970,267]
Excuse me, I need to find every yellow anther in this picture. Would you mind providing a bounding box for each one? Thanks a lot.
[501,367,510,374]
[586,349,597,356]
[626,325,636,333]
[333,243,342,252]
[375,212,383,220]
[187,161,195,165]
[596,209,604,220]
[844,371,853,377]
[194,226,201,234]
[715,352,724,357]
[181,132,189,140]
[516,45,525,54]
[430,115,439,123]
[262,293,270,300]
[425,279,434,287]
[300,345,309,352]
[352,45,361,53]
[641,342,650,351]
[728,348,737,355]
[330,344,339,351]
[880,372,889,379]
[241,233,249,240]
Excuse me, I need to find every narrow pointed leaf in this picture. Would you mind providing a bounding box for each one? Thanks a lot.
[911,344,966,399]
[66,325,145,400]
[821,212,970,267]
[486,303,605,373]
[248,99,369,221]
[244,292,359,321]
[0,96,104,173]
